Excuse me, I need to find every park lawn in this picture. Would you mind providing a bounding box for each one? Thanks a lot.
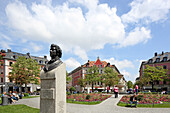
[117,102,170,108]
[67,99,102,105]
[0,104,40,113]
[22,96,40,99]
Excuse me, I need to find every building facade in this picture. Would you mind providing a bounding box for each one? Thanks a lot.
[0,49,48,94]
[139,52,170,91]
[68,57,127,93]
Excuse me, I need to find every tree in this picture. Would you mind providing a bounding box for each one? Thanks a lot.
[143,65,167,91]
[78,78,86,91]
[85,66,100,92]
[9,56,40,93]
[66,71,72,84]
[101,67,119,90]
[127,80,133,89]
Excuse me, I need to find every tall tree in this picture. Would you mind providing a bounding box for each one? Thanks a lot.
[143,65,167,91]
[85,66,100,92]
[66,71,72,84]
[127,80,133,89]
[101,67,119,90]
[78,78,86,91]
[9,56,40,93]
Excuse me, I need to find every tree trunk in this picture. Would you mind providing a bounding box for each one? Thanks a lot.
[92,82,94,92]
[152,82,154,91]
[25,83,28,93]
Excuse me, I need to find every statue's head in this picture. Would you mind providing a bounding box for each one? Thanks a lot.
[50,44,62,60]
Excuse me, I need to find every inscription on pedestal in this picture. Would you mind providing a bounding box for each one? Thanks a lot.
[41,89,54,99]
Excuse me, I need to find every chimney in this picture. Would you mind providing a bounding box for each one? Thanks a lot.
[97,56,99,59]
[1,49,6,53]
[27,52,31,58]
[155,52,157,57]
[162,51,164,55]
[7,49,11,52]
[44,56,47,59]
[88,60,90,62]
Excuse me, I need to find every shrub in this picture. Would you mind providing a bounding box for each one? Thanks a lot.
[67,92,71,95]
[24,93,29,97]
[86,95,91,100]
[137,95,144,101]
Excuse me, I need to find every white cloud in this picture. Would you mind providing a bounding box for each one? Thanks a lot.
[4,0,154,60]
[64,57,81,71]
[121,0,170,23]
[73,46,88,61]
[121,70,131,78]
[104,57,134,69]
[30,42,43,52]
[118,27,151,47]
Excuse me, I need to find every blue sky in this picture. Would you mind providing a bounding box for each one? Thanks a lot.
[0,0,170,82]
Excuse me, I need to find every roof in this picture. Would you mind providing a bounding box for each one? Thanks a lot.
[1,49,48,65]
[82,57,114,68]
[144,52,170,64]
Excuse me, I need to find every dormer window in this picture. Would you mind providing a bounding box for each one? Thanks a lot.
[148,59,152,63]
[156,58,160,63]
[163,57,167,62]
[87,63,89,67]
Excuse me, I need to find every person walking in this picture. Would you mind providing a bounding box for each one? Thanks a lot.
[135,85,138,95]
[113,86,119,98]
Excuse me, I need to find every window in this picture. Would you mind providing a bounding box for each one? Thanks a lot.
[1,78,3,82]
[87,63,89,67]
[39,60,43,64]
[101,82,102,85]
[148,59,152,63]
[89,82,90,85]
[156,58,160,63]
[163,65,167,69]
[1,68,3,74]
[98,65,99,68]
[101,69,103,74]
[98,81,99,85]
[9,62,13,66]
[1,63,3,66]
[85,69,87,73]
[101,65,102,68]
[41,66,44,70]
[163,57,167,62]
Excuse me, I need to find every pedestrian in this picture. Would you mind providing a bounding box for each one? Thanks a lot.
[107,86,109,94]
[130,94,138,108]
[135,85,138,95]
[113,86,119,98]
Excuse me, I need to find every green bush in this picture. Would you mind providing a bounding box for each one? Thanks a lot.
[67,92,71,95]
[86,95,91,100]
[24,93,29,97]
[137,95,144,101]
[70,87,76,93]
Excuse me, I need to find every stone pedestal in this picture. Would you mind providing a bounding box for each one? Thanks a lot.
[40,63,66,113]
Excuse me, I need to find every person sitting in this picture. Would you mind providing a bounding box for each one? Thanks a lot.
[130,94,138,108]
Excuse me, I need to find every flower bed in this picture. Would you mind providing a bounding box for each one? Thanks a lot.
[120,94,170,104]
[67,93,111,102]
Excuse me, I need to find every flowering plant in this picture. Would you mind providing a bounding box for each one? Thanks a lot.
[120,94,170,104]
[67,93,111,102]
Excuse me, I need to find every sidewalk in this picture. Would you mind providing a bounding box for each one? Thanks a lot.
[13,95,170,113]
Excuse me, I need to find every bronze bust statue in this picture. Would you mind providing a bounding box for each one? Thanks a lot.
[44,44,63,72]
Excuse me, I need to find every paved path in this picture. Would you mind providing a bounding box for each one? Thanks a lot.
[13,95,170,113]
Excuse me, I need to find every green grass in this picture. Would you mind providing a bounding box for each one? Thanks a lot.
[67,99,102,105]
[0,104,40,113]
[117,102,170,108]
[22,96,40,99]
